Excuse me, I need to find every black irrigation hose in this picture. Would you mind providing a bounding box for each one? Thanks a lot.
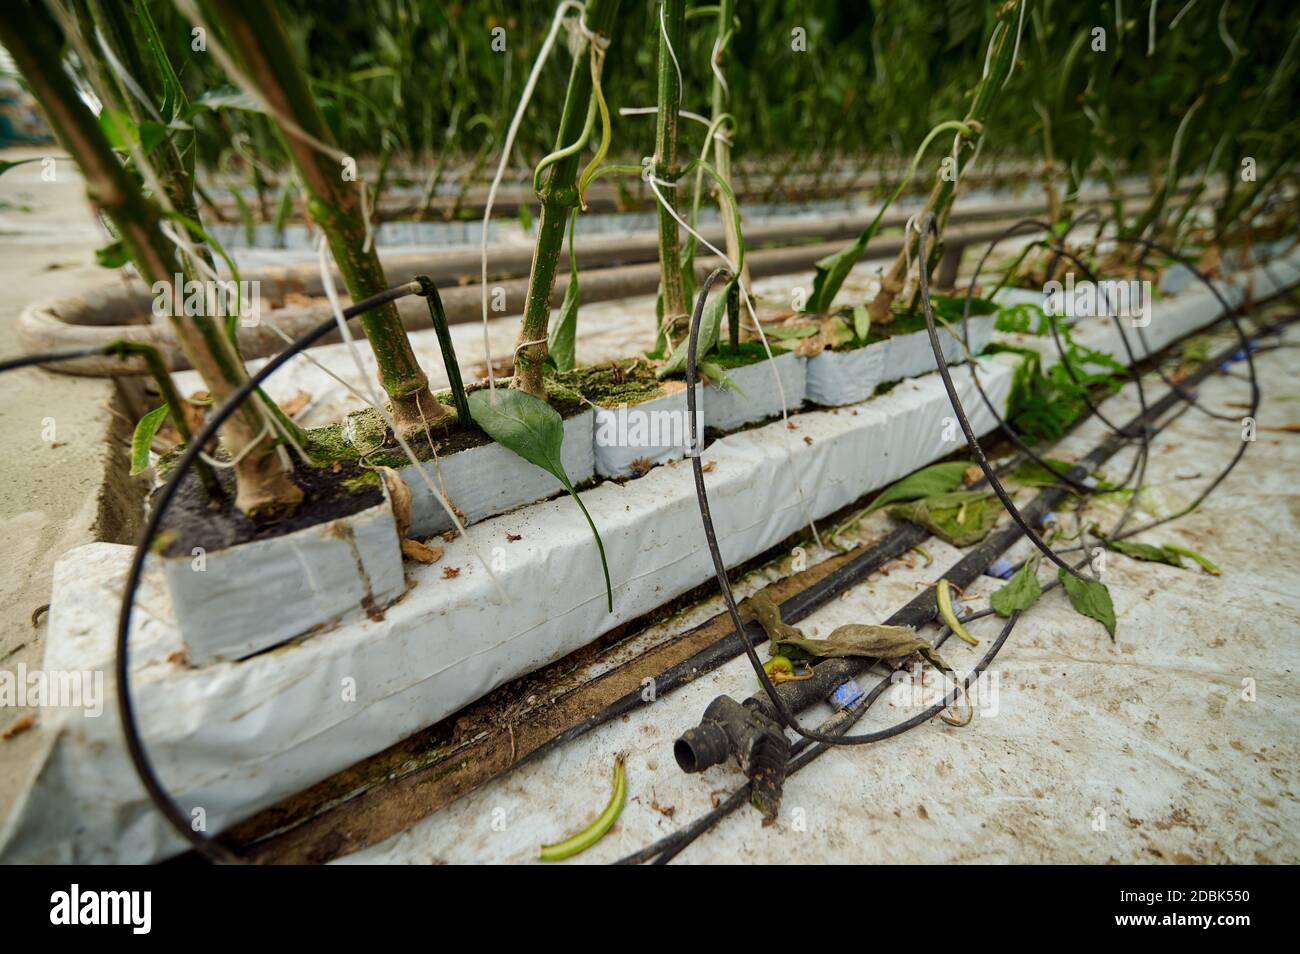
[634,226,1278,863]
[626,613,1021,866]
[623,312,1275,864]
[0,345,107,374]
[114,279,429,865]
[683,267,973,748]
[957,213,1273,549]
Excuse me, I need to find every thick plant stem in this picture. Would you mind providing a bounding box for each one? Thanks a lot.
[655,0,688,348]
[0,2,301,518]
[511,0,621,400]
[867,0,1019,325]
[202,0,441,437]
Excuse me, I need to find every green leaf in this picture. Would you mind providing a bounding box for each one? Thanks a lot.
[97,110,166,157]
[468,389,612,610]
[95,241,129,269]
[1007,457,1080,487]
[1165,544,1220,576]
[929,293,998,323]
[852,304,871,343]
[1105,539,1185,567]
[805,241,865,314]
[98,109,138,152]
[547,211,579,373]
[699,360,738,393]
[764,324,819,340]
[888,491,1000,547]
[0,157,44,177]
[990,559,1043,617]
[657,278,732,378]
[130,405,169,476]
[1058,569,1117,640]
[864,461,971,516]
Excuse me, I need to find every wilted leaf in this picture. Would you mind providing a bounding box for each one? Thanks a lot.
[400,539,443,564]
[990,559,1042,617]
[772,623,931,661]
[864,461,971,515]
[130,405,169,475]
[377,466,413,537]
[889,491,1001,546]
[1058,568,1117,640]
[812,317,857,357]
[749,591,924,661]
[1104,538,1184,567]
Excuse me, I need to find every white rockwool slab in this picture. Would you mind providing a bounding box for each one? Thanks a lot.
[703,351,807,432]
[5,250,1295,864]
[398,410,595,537]
[804,314,996,407]
[166,495,405,664]
[592,383,703,478]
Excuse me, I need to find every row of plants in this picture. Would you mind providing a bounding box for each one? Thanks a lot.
[2,0,1295,658]
[48,1,1296,236]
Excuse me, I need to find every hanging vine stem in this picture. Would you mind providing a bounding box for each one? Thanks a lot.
[577,42,612,209]
[509,0,620,401]
[585,159,822,549]
[478,0,590,395]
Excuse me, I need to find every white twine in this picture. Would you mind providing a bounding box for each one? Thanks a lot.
[643,174,822,547]
[316,238,505,597]
[660,4,683,95]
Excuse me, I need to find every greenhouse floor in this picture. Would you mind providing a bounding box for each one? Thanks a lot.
[336,311,1300,864]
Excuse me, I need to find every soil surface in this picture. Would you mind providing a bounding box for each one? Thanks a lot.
[156,460,384,557]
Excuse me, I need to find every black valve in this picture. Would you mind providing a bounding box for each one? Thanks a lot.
[674,695,791,819]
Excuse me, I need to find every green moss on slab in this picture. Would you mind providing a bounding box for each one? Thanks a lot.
[550,360,666,407]
[701,341,779,371]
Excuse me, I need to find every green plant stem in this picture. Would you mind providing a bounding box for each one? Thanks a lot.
[511,0,621,400]
[654,0,688,349]
[867,0,1020,325]
[0,0,300,518]
[202,0,441,438]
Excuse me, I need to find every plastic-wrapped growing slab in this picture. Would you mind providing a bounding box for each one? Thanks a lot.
[804,342,886,406]
[396,410,595,537]
[164,493,405,664]
[879,314,997,384]
[593,383,703,478]
[704,352,806,431]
